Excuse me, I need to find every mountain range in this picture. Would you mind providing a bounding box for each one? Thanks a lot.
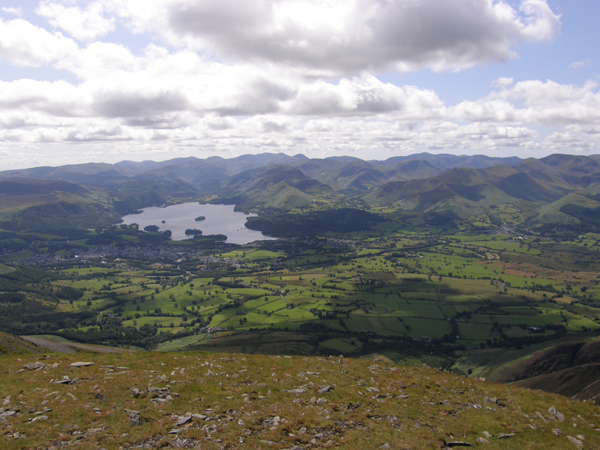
[2,152,600,233]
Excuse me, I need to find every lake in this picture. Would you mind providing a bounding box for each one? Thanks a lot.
[119,203,277,245]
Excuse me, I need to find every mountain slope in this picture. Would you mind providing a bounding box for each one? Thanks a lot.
[372,153,523,169]
[1,348,598,449]
[0,163,126,185]
[207,152,309,175]
[516,154,600,192]
[220,165,330,209]
[298,158,444,192]
[0,178,119,232]
[367,163,585,224]
[0,331,42,354]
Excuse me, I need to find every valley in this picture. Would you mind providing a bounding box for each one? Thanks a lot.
[2,152,600,407]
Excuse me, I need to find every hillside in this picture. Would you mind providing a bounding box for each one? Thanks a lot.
[219,165,331,209]
[456,335,600,405]
[0,175,203,233]
[0,178,119,233]
[372,153,523,169]
[1,349,599,449]
[364,161,598,226]
[0,331,42,354]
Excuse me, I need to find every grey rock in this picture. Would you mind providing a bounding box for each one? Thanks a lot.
[176,414,193,427]
[318,386,334,394]
[0,410,17,419]
[131,388,142,398]
[125,409,140,426]
[497,434,515,439]
[285,388,307,394]
[567,436,584,448]
[31,415,48,422]
[147,385,171,396]
[24,362,45,371]
[446,441,472,447]
[477,438,490,444]
[553,428,561,437]
[70,362,94,368]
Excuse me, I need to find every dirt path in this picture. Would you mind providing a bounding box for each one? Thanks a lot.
[21,337,76,354]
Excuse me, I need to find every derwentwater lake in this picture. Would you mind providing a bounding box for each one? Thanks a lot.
[119,203,277,245]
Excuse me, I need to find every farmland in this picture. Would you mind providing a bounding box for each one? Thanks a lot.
[3,224,600,374]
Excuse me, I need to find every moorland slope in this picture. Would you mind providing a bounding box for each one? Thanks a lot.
[1,347,599,449]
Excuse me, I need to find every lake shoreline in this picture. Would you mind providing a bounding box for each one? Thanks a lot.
[119,203,277,245]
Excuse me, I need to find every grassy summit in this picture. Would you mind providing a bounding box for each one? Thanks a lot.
[1,350,598,449]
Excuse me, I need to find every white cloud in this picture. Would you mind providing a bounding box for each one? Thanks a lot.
[1,68,599,160]
[453,80,600,126]
[493,77,515,88]
[2,1,599,168]
[1,7,22,17]
[36,1,115,42]
[282,75,445,119]
[569,59,591,70]
[0,18,78,66]
[519,0,561,42]
[109,0,561,74]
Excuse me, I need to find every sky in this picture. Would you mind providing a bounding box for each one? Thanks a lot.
[0,0,599,169]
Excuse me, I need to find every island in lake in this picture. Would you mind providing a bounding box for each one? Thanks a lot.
[195,216,206,221]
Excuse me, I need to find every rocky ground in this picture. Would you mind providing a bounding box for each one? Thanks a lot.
[1,351,599,449]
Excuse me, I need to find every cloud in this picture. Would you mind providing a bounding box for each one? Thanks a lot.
[284,75,445,119]
[110,0,561,74]
[493,77,515,88]
[1,68,599,157]
[1,7,22,17]
[454,80,600,126]
[519,0,561,42]
[0,18,79,66]
[569,59,591,70]
[36,1,115,42]
[1,1,598,167]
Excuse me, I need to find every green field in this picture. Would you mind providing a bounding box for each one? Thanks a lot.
[2,225,600,374]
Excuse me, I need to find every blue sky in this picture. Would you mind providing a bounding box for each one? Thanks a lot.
[0,0,599,169]
[382,0,599,103]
